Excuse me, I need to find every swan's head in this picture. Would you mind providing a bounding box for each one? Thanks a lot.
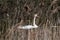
[34,14,37,17]
[34,14,39,18]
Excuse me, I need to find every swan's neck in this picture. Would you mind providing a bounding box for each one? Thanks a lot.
[33,16,36,26]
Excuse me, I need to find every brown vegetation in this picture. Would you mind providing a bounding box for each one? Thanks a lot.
[0,0,60,40]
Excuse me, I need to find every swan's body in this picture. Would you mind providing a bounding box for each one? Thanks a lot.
[18,25,38,29]
[17,14,38,29]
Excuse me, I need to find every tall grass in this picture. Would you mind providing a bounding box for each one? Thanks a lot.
[0,0,60,40]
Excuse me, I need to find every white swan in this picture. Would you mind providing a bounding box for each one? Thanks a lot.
[17,14,38,29]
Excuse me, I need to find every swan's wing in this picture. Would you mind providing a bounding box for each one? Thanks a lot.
[17,25,33,29]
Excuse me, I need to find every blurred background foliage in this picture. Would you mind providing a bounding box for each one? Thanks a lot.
[0,0,60,40]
